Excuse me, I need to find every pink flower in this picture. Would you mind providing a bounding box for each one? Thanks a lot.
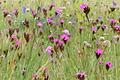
[106,61,112,70]
[45,46,53,55]
[13,9,18,17]
[80,3,90,15]
[101,25,107,31]
[37,21,43,27]
[30,9,37,18]
[53,39,64,51]
[3,9,9,17]
[32,73,39,80]
[48,34,55,42]
[15,39,21,46]
[47,18,53,25]
[60,19,64,25]
[49,3,55,10]
[92,27,97,34]
[114,25,120,31]
[95,49,103,59]
[55,8,62,15]
[62,29,70,36]
[60,34,70,44]
[98,61,103,64]
[80,3,88,9]
[11,34,17,41]
[76,72,86,80]
[109,19,117,26]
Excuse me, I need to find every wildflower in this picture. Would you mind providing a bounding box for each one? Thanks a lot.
[3,9,9,17]
[47,18,53,25]
[76,72,86,80]
[114,25,120,31]
[98,61,103,65]
[45,46,53,55]
[55,8,62,16]
[60,33,70,44]
[48,34,54,42]
[98,16,102,22]
[11,34,17,41]
[80,3,88,10]
[112,1,117,6]
[30,9,37,18]
[49,3,55,10]
[60,19,64,25]
[91,27,97,34]
[53,39,64,51]
[80,3,90,15]
[15,39,21,47]
[22,6,26,13]
[109,19,117,27]
[110,2,117,12]
[95,49,103,59]
[106,61,112,70]
[13,9,18,17]
[62,29,70,36]
[32,73,39,80]
[101,25,107,31]
[37,21,43,27]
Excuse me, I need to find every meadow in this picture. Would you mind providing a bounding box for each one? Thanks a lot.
[0,0,120,80]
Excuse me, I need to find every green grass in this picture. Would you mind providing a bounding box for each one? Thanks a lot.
[0,0,120,80]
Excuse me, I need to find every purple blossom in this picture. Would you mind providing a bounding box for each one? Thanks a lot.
[114,25,120,31]
[3,9,9,17]
[112,1,117,6]
[101,25,107,31]
[62,29,70,36]
[30,9,37,18]
[98,16,102,22]
[48,34,55,42]
[60,19,64,25]
[76,72,86,80]
[47,18,53,25]
[80,3,88,9]
[98,61,103,65]
[95,49,103,59]
[45,46,53,55]
[32,73,39,80]
[11,34,17,41]
[55,8,62,15]
[106,61,112,70]
[49,3,55,10]
[53,39,64,51]
[22,6,26,13]
[13,9,18,17]
[37,21,43,27]
[109,19,117,26]
[91,27,97,34]
[60,34,70,44]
